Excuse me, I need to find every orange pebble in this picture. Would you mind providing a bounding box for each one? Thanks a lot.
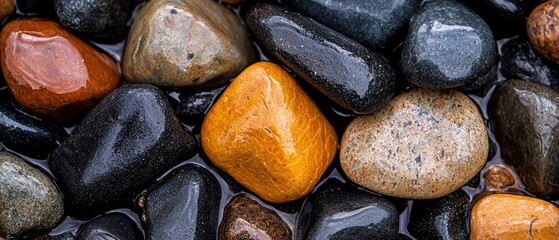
[527,0,559,64]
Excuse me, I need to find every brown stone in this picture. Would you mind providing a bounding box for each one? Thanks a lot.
[201,61,338,203]
[340,88,488,199]
[0,0,14,20]
[470,194,559,239]
[219,195,292,240]
[0,18,121,123]
[527,0,559,64]
[484,165,515,190]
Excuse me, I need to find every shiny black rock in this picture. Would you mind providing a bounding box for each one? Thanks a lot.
[76,213,141,240]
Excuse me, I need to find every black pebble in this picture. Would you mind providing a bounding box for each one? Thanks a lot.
[76,213,141,240]
[177,88,221,125]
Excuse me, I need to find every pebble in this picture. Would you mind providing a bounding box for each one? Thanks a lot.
[220,194,292,240]
[284,0,421,50]
[461,0,529,37]
[0,152,64,238]
[500,37,559,90]
[408,190,469,240]
[299,180,399,240]
[470,194,559,239]
[123,0,256,89]
[483,165,515,190]
[0,93,67,158]
[246,4,397,114]
[176,88,221,125]
[401,0,497,89]
[340,88,488,199]
[489,79,559,198]
[0,0,13,19]
[0,18,121,123]
[76,213,140,240]
[527,0,559,65]
[48,84,197,218]
[53,0,131,41]
[201,62,338,203]
[145,164,221,240]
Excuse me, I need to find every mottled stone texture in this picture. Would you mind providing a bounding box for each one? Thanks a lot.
[527,0,559,65]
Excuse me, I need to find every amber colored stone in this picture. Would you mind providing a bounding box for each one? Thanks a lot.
[219,195,292,240]
[201,61,338,203]
[0,18,121,123]
[527,0,559,64]
[470,194,559,240]
[0,0,14,19]
[222,0,246,4]
[484,165,515,190]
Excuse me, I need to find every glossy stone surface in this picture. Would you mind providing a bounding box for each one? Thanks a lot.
[500,37,559,90]
[527,0,559,65]
[0,18,121,123]
[299,180,399,240]
[284,0,421,50]
[201,62,338,203]
[0,0,14,19]
[145,164,221,240]
[0,152,64,238]
[0,93,66,158]
[220,195,291,240]
[408,190,469,240]
[176,88,220,125]
[123,0,256,88]
[54,0,131,41]
[246,4,396,114]
[489,79,559,198]
[76,213,140,240]
[484,165,515,190]
[341,88,488,199]
[470,194,559,239]
[401,0,497,89]
[461,0,529,37]
[49,84,197,218]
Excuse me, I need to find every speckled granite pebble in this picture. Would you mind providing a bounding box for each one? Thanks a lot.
[401,0,497,89]
[0,152,64,238]
[340,88,488,199]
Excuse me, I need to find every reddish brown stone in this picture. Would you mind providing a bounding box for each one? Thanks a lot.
[527,0,559,64]
[0,0,14,20]
[0,18,121,123]
[484,165,515,190]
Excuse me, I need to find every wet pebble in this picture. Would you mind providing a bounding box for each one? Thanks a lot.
[527,0,559,65]
[76,213,140,240]
[176,88,221,125]
[0,0,13,19]
[246,4,396,114]
[483,165,515,190]
[460,0,529,37]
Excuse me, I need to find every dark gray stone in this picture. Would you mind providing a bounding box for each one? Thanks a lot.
[284,0,421,50]
[76,213,140,240]
[298,180,399,240]
[177,88,221,125]
[459,0,529,37]
[489,79,559,198]
[246,3,396,114]
[0,92,67,159]
[48,84,197,219]
[500,37,559,90]
[53,0,131,41]
[0,152,64,238]
[401,0,497,89]
[145,164,221,240]
[408,190,469,240]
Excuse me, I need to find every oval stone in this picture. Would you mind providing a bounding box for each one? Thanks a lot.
[470,194,559,239]
[76,213,140,240]
[527,0,559,65]
[340,88,488,199]
[0,18,121,123]
[201,61,338,203]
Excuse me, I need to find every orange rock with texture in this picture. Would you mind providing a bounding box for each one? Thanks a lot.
[0,18,120,123]
[201,61,338,203]
[527,0,559,64]
[470,194,559,240]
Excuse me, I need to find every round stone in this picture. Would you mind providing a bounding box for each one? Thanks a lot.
[527,0,559,65]
[340,88,488,199]
[483,165,515,190]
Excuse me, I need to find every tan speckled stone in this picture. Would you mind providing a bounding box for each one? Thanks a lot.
[340,88,488,199]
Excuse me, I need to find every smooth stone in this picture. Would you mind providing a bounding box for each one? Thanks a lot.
[484,165,515,190]
[0,0,14,19]
[0,18,121,123]
[48,84,197,218]
[53,0,131,41]
[176,88,220,125]
[284,0,421,50]
[401,0,497,89]
[0,152,64,238]
[340,88,488,199]
[246,4,397,114]
[123,0,256,88]
[460,0,529,37]
[145,164,221,240]
[408,190,469,240]
[527,0,559,65]
[0,93,67,158]
[220,194,292,240]
[489,79,559,198]
[470,194,559,239]
[299,180,399,240]
[500,37,559,90]
[76,213,140,240]
[201,62,338,203]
